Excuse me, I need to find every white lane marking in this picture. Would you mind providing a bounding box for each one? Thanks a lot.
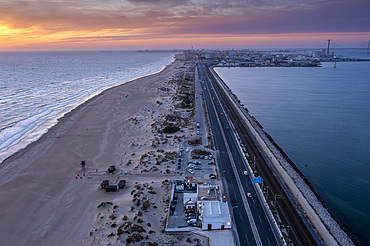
[267,237,272,246]
[203,66,262,245]
[258,214,262,224]
[245,233,250,245]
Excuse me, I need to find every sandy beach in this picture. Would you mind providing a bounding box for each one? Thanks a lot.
[0,56,207,245]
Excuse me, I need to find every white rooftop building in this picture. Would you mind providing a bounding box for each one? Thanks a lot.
[198,201,231,230]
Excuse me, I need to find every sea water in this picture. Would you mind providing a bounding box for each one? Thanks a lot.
[0,51,175,163]
[214,49,370,245]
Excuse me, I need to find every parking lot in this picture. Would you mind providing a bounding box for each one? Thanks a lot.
[178,148,218,183]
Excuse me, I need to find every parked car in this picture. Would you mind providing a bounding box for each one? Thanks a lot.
[209,174,216,179]
[107,165,116,173]
[186,215,196,220]
[187,219,197,226]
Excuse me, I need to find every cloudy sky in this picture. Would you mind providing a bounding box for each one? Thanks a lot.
[0,0,369,50]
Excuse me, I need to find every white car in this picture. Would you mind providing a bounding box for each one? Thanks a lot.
[186,148,189,153]
[247,193,252,198]
[243,171,248,176]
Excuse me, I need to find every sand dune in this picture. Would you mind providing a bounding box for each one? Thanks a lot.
[0,58,207,245]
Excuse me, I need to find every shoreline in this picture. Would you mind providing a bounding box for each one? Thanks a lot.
[0,54,175,165]
[0,55,206,245]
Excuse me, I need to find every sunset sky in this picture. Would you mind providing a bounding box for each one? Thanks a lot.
[0,0,369,51]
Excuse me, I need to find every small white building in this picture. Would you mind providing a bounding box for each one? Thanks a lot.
[198,201,231,230]
[183,192,198,206]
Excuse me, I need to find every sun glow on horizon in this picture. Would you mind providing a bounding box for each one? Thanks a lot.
[1,27,369,51]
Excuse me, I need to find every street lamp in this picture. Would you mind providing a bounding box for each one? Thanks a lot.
[274,194,284,207]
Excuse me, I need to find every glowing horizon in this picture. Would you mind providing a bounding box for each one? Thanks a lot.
[0,0,369,51]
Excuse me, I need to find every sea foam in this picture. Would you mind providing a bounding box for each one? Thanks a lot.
[0,51,175,163]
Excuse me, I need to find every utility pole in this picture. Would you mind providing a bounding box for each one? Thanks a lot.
[253,154,256,172]
[327,39,331,56]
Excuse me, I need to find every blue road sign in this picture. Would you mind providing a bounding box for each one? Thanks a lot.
[253,177,262,183]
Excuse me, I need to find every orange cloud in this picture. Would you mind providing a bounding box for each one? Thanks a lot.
[0,0,369,50]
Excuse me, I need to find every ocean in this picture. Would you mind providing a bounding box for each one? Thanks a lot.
[0,51,175,164]
[214,49,370,245]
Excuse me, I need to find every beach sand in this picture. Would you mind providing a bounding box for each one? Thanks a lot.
[0,57,207,245]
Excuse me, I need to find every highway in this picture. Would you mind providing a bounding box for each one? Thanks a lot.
[197,63,282,246]
[197,61,320,246]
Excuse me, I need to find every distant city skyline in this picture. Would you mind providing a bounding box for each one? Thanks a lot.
[0,0,369,51]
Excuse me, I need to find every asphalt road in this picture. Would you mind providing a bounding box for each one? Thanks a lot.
[197,63,282,246]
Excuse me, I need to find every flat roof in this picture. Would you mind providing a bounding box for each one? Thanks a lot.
[200,201,231,224]
[197,185,220,201]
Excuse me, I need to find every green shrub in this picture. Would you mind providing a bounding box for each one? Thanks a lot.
[162,126,180,133]
[131,224,146,233]
[142,200,150,211]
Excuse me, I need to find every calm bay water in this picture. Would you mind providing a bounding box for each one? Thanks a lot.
[215,53,370,245]
[0,51,175,163]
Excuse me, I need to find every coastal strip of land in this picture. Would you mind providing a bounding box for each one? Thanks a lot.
[209,66,355,246]
[0,55,209,246]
